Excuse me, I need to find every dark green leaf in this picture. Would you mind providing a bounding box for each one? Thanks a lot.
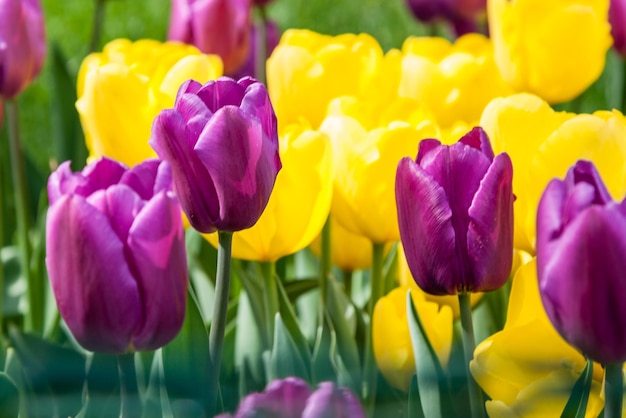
[408,374,426,418]
[560,359,593,418]
[269,315,309,381]
[284,278,319,301]
[0,372,19,418]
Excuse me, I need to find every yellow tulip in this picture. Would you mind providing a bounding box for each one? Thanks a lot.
[470,259,605,417]
[373,286,453,392]
[266,29,384,130]
[399,33,514,128]
[77,39,223,166]
[205,123,334,261]
[481,93,626,253]
[488,0,612,103]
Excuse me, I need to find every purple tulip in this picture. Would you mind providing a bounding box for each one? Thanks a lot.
[537,160,626,364]
[301,382,365,418]
[610,0,626,56]
[0,0,46,99]
[396,127,514,295]
[150,76,281,233]
[168,0,252,75]
[231,20,280,80]
[46,158,188,353]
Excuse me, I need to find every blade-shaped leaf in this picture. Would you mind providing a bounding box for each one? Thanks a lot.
[0,372,19,418]
[561,358,594,418]
[269,314,309,381]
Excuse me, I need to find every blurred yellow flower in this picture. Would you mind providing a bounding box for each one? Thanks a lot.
[77,39,223,166]
[488,0,611,103]
[373,286,453,392]
[399,33,514,128]
[206,123,334,261]
[481,93,626,253]
[470,258,605,417]
[266,29,385,130]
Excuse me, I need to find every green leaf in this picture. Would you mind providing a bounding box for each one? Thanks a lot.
[408,374,426,418]
[269,314,309,381]
[0,247,26,319]
[311,316,336,384]
[0,372,19,418]
[234,291,266,393]
[83,353,120,418]
[284,278,318,301]
[560,359,594,418]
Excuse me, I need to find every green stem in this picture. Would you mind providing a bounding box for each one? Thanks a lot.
[255,4,268,85]
[459,292,485,418]
[320,216,331,307]
[207,231,233,416]
[262,260,278,348]
[6,100,40,333]
[117,353,140,418]
[363,242,385,416]
[604,362,624,418]
[89,0,106,53]
[342,269,353,299]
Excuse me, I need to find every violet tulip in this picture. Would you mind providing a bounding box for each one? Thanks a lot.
[0,0,46,99]
[396,127,514,295]
[46,158,188,353]
[150,76,281,233]
[168,0,252,75]
[231,20,280,80]
[537,160,626,365]
[610,0,626,56]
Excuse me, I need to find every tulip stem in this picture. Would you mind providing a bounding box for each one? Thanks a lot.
[363,242,386,416]
[89,0,107,53]
[6,100,40,334]
[458,291,485,418]
[320,216,331,306]
[255,4,268,85]
[117,353,140,418]
[262,260,278,348]
[208,231,233,415]
[604,362,624,418]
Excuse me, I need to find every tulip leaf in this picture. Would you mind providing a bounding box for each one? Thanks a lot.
[0,372,19,418]
[408,374,426,418]
[83,353,120,418]
[311,314,337,384]
[269,314,309,381]
[1,247,27,320]
[283,278,319,301]
[234,291,266,394]
[161,286,210,414]
[560,358,593,418]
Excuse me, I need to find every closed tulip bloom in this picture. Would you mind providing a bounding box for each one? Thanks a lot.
[301,382,365,418]
[231,19,280,80]
[46,158,188,353]
[488,0,611,103]
[537,161,626,364]
[396,127,513,295]
[0,0,46,99]
[77,39,223,167]
[168,0,252,75]
[150,77,281,233]
[610,0,626,55]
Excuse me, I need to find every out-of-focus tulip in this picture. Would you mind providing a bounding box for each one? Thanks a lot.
[481,93,626,253]
[150,77,281,234]
[399,34,514,129]
[231,19,280,80]
[470,259,605,417]
[537,161,626,364]
[373,286,453,392]
[0,0,46,99]
[321,98,439,244]
[222,377,365,418]
[610,0,626,55]
[488,0,612,103]
[46,158,187,353]
[396,127,513,295]
[168,0,252,74]
[77,39,222,167]
[205,122,332,261]
[266,29,384,129]
[405,0,484,36]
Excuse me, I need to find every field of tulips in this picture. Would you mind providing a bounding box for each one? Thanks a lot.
[1,0,626,417]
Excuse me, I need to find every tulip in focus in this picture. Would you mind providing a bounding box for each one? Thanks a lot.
[610,0,626,55]
[537,161,626,365]
[396,127,513,295]
[0,0,46,99]
[168,0,252,75]
[150,77,281,234]
[46,158,188,353]
[488,0,612,103]
[77,39,223,167]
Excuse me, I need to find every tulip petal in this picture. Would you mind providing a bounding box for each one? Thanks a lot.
[467,153,514,291]
[241,81,280,147]
[459,126,494,161]
[46,195,140,353]
[127,192,187,350]
[86,185,145,245]
[48,159,127,204]
[119,159,171,200]
[236,377,312,417]
[196,77,246,112]
[302,382,365,418]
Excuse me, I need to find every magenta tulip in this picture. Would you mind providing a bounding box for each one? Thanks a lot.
[610,0,626,56]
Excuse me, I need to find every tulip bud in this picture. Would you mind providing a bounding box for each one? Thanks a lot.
[301,382,365,418]
[46,158,188,353]
[150,76,281,233]
[168,0,252,75]
[396,127,514,295]
[0,0,46,99]
[610,0,626,55]
[537,160,626,364]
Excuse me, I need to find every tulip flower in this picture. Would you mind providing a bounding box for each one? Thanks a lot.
[231,20,280,80]
[150,76,281,234]
[0,0,46,99]
[396,127,513,295]
[488,0,611,103]
[610,0,626,55]
[46,158,188,353]
[168,0,252,75]
[537,161,626,365]
[77,39,223,167]
[405,0,484,36]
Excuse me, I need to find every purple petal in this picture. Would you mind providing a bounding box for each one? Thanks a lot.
[196,77,247,112]
[240,81,279,144]
[45,195,140,353]
[302,382,365,418]
[236,377,312,418]
[174,79,203,104]
[565,160,612,205]
[175,92,214,146]
[415,138,442,165]
[467,153,514,291]
[128,192,187,350]
[85,185,145,244]
[458,126,494,161]
[119,159,165,201]
[167,0,193,43]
